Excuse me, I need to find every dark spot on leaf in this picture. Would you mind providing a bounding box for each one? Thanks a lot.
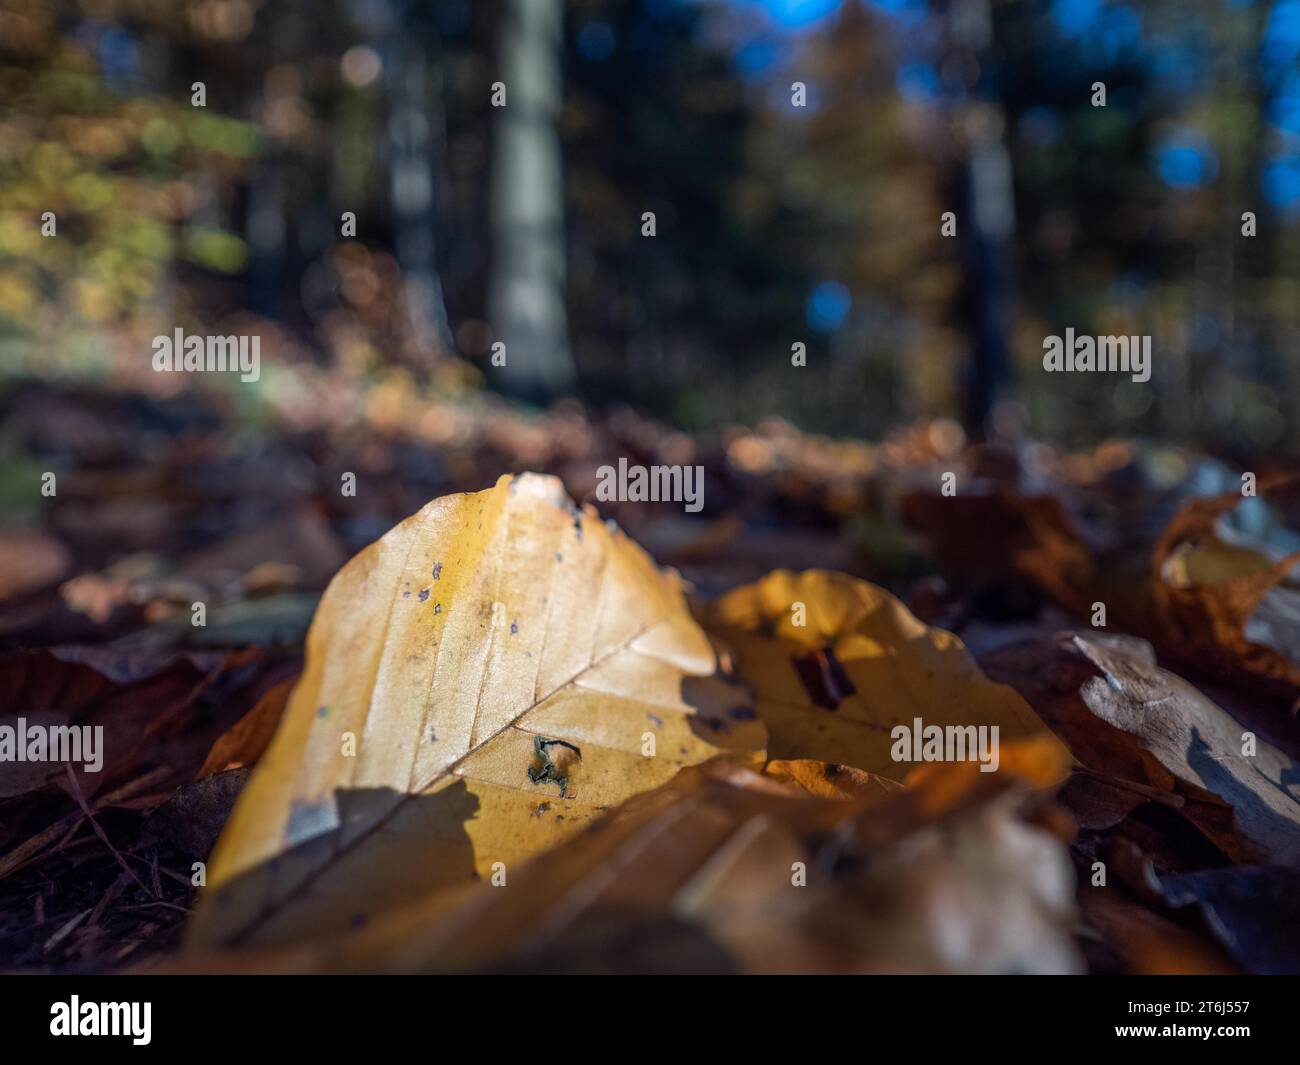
[527,735,582,796]
[432,561,443,580]
[418,588,430,602]
[793,647,856,710]
[510,621,518,635]
[317,706,329,719]
[434,603,441,614]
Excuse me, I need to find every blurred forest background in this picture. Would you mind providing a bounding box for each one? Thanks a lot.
[3,0,1299,453]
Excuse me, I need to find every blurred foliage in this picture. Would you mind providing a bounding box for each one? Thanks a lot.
[0,2,256,369]
[0,0,1298,455]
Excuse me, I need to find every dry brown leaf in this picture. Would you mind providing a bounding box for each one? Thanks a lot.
[901,487,1096,615]
[987,630,1300,864]
[0,646,259,805]
[701,569,1072,787]
[978,631,1176,831]
[199,676,295,777]
[763,757,902,801]
[1066,632,1300,865]
[216,758,1079,974]
[187,474,765,950]
[1153,486,1300,692]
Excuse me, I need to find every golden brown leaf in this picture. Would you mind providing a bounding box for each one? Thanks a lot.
[763,757,902,800]
[701,569,1072,786]
[187,474,765,949]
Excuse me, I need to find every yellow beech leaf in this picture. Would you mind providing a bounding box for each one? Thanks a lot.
[187,474,765,949]
[702,569,1071,786]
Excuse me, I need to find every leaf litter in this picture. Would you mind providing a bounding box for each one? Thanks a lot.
[4,388,1300,973]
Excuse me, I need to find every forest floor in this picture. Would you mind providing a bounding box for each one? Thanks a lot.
[2,375,1299,974]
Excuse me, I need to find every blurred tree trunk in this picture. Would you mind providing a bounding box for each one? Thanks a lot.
[387,35,455,363]
[942,0,1016,440]
[488,0,575,402]
[1244,1,1297,448]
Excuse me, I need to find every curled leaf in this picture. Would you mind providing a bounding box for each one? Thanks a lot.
[1066,632,1300,866]
[984,630,1300,865]
[1153,486,1300,692]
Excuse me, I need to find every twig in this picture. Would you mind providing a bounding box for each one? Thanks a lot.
[63,764,156,899]
[0,765,173,883]
[1073,766,1185,808]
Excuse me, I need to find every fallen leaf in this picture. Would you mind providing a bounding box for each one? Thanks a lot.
[0,646,258,803]
[993,631,1300,865]
[978,632,1175,831]
[763,758,902,801]
[901,487,1096,615]
[701,569,1072,786]
[0,644,286,896]
[199,676,295,777]
[1071,632,1300,864]
[146,768,252,861]
[187,474,765,949]
[228,759,1080,974]
[1153,485,1300,692]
